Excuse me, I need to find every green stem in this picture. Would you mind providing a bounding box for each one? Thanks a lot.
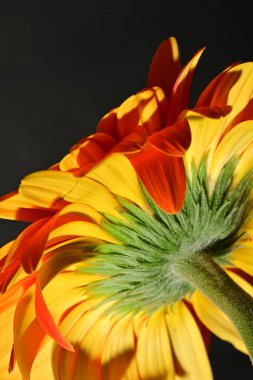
[174,252,253,363]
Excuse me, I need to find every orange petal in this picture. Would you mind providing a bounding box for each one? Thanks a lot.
[167,48,205,124]
[148,37,181,99]
[35,278,74,352]
[148,118,191,157]
[131,146,186,213]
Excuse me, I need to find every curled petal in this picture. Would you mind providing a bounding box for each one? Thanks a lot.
[35,278,74,352]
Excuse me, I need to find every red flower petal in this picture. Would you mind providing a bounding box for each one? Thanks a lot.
[167,48,205,124]
[148,119,191,157]
[148,37,181,99]
[96,108,119,140]
[110,125,147,154]
[18,211,91,273]
[196,63,240,107]
[35,278,74,352]
[130,146,186,213]
[0,259,21,292]
[18,217,55,273]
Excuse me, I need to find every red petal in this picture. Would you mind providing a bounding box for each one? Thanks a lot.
[110,125,147,154]
[35,278,74,352]
[96,108,119,140]
[167,48,205,124]
[130,146,186,213]
[0,259,21,292]
[148,37,181,99]
[148,119,191,156]
[76,133,116,165]
[60,133,117,175]
[18,210,91,273]
[196,63,240,107]
[17,217,55,273]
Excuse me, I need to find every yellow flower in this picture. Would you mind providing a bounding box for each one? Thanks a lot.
[1,37,253,380]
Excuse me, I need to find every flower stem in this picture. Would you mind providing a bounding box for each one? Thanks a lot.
[174,252,253,363]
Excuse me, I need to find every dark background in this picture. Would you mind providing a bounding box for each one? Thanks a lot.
[0,1,252,378]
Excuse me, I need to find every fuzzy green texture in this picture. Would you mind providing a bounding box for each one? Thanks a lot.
[79,157,253,316]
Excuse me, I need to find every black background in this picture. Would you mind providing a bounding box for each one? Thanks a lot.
[0,1,253,378]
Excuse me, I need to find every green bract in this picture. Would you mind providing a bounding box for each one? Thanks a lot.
[79,157,253,315]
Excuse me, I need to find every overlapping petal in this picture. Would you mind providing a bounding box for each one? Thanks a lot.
[1,36,253,380]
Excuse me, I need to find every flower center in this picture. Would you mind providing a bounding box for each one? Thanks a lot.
[80,157,253,315]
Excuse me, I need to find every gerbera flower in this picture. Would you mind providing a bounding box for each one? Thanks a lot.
[1,37,253,379]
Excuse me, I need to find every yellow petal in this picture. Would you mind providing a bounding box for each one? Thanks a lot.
[0,192,39,221]
[191,290,247,354]
[20,170,77,207]
[101,316,139,380]
[52,301,109,380]
[0,289,22,379]
[58,202,103,224]
[183,111,225,173]
[49,220,119,244]
[87,153,149,211]
[13,271,88,379]
[73,317,112,380]
[218,63,253,128]
[233,143,253,185]
[166,301,213,380]
[230,246,253,276]
[40,271,87,327]
[30,340,54,380]
[226,269,253,297]
[210,120,253,182]
[64,176,123,217]
[136,308,174,380]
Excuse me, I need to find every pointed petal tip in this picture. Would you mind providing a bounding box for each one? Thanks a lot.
[148,36,181,98]
[35,278,75,352]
